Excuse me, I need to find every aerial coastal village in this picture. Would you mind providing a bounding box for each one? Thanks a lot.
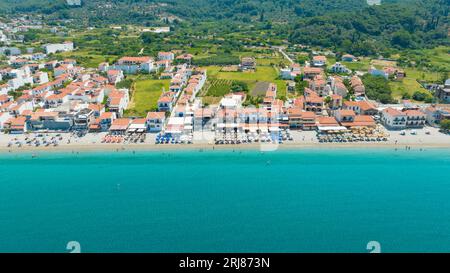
[0,14,448,149]
[1,0,450,258]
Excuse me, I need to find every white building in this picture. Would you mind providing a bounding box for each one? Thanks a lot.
[67,0,82,6]
[0,84,10,95]
[146,112,166,132]
[0,112,12,130]
[6,67,34,90]
[330,62,351,74]
[107,70,124,85]
[111,56,155,74]
[32,53,47,61]
[33,72,49,85]
[0,30,7,43]
[44,42,74,54]
[158,52,175,61]
[381,107,407,129]
[404,109,426,128]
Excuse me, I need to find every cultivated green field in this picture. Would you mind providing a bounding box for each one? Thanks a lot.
[203,65,286,99]
[206,79,235,97]
[341,58,371,71]
[125,77,170,117]
[389,67,441,100]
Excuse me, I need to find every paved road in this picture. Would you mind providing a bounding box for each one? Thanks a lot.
[275,46,294,64]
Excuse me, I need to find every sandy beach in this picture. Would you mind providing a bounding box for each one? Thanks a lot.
[0,126,449,153]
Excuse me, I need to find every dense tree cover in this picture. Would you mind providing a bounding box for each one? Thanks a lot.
[289,0,449,56]
[0,0,68,14]
[192,55,240,66]
[230,81,249,93]
[441,120,450,131]
[116,79,133,89]
[293,0,368,17]
[361,74,396,104]
[1,0,448,56]
[1,0,370,24]
[412,90,433,103]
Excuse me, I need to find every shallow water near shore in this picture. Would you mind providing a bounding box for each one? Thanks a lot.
[1,148,450,253]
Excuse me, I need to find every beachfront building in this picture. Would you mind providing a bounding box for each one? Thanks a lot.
[97,112,116,131]
[3,116,27,134]
[424,105,450,127]
[128,118,147,134]
[109,118,131,135]
[0,111,12,130]
[340,115,376,128]
[165,117,190,137]
[342,101,378,116]
[404,109,426,128]
[316,116,340,128]
[27,111,73,132]
[335,109,356,123]
[287,107,316,130]
[146,112,166,132]
[194,107,214,131]
[72,108,95,131]
[381,108,407,129]
[436,79,450,103]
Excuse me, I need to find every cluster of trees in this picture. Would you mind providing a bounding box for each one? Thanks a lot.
[2,0,371,24]
[289,0,449,56]
[441,120,450,132]
[230,81,249,93]
[361,74,396,104]
[412,91,433,103]
[192,54,240,66]
[0,0,68,15]
[2,0,448,58]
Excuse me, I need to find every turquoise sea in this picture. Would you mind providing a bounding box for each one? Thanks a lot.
[0,148,450,253]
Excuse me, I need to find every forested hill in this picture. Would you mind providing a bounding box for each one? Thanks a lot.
[0,1,440,25]
[0,0,448,55]
[0,0,371,22]
[289,0,449,55]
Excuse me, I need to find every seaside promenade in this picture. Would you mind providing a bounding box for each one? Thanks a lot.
[1,126,449,152]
